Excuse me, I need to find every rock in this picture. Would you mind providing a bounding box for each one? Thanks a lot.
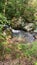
[34,28,37,33]
[23,23,34,31]
[35,35,37,39]
[24,33,34,43]
[33,28,37,39]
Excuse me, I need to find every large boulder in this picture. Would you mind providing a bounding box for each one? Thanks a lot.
[23,23,35,31]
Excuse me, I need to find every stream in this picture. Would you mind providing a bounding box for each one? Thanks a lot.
[12,29,35,43]
[3,25,37,43]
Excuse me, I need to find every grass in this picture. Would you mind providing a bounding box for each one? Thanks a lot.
[16,41,37,58]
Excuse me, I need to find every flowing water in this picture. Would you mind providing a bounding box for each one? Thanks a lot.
[12,29,35,43]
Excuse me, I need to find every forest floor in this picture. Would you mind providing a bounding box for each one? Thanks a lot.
[0,56,37,65]
[0,37,37,65]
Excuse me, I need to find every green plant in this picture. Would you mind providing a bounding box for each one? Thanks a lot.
[16,41,37,58]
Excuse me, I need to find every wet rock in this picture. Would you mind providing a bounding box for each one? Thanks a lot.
[33,28,37,39]
[34,33,37,39]
[24,32,35,43]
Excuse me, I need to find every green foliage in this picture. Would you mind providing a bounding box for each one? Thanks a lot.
[35,62,37,65]
[0,0,5,13]
[0,13,8,25]
[0,0,37,29]
[5,47,12,53]
[5,3,16,19]
[0,13,10,32]
[16,41,37,58]
[0,34,5,59]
